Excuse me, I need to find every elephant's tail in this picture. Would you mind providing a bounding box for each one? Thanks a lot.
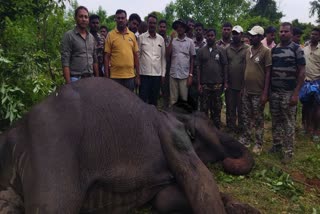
[222,146,254,175]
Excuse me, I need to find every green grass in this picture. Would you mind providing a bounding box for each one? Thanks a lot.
[213,104,320,214]
[213,128,320,214]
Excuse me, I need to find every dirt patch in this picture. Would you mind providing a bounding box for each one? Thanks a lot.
[291,171,320,190]
[306,178,320,189]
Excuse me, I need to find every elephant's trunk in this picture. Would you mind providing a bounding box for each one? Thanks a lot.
[222,146,254,175]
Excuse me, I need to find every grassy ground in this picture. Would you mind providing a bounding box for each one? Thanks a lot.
[135,103,320,213]
[214,104,320,213]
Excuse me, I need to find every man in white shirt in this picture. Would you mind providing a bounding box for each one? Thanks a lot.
[138,14,166,106]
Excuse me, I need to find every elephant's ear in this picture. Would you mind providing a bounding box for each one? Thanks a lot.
[157,112,226,213]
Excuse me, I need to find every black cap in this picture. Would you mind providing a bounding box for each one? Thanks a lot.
[172,19,190,31]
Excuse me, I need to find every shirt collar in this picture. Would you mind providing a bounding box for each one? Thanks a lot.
[73,27,89,35]
[146,31,157,38]
[115,27,129,34]
[176,35,187,41]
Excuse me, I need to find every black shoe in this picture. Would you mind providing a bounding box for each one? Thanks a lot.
[268,145,282,154]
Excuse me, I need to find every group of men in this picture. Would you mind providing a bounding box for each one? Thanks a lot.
[61,6,320,164]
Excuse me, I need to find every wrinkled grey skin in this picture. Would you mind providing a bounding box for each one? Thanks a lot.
[0,78,255,213]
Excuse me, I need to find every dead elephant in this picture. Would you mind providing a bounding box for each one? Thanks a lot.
[0,78,256,213]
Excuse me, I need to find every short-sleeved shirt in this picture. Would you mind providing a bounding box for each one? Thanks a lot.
[304,42,320,81]
[138,32,166,77]
[170,36,196,79]
[61,28,97,76]
[261,38,276,49]
[271,42,306,92]
[216,39,231,49]
[198,45,228,85]
[244,44,272,94]
[105,27,139,79]
[226,43,249,90]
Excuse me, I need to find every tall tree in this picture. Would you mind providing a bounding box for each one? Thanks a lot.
[173,0,251,28]
[310,0,320,23]
[249,0,283,23]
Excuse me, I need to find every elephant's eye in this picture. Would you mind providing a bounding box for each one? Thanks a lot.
[186,128,195,142]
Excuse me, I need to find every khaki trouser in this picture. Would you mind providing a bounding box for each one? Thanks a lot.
[169,77,188,106]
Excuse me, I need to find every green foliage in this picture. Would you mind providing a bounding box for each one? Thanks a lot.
[249,0,283,23]
[173,0,251,29]
[253,167,303,200]
[0,83,25,123]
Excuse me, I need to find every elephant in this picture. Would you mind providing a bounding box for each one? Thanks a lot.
[0,78,256,213]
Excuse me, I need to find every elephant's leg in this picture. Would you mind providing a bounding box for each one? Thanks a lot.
[23,179,85,213]
[22,158,86,213]
[151,185,192,214]
[158,113,226,214]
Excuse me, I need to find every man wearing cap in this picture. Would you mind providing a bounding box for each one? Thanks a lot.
[269,22,305,163]
[216,22,232,49]
[104,9,140,91]
[238,25,272,155]
[138,14,166,106]
[262,26,277,49]
[167,19,196,106]
[197,28,228,129]
[225,25,249,133]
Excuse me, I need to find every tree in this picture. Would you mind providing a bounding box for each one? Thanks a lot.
[172,0,251,29]
[249,0,283,23]
[310,0,320,23]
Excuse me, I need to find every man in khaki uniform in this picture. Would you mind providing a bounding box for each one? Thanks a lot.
[239,26,272,155]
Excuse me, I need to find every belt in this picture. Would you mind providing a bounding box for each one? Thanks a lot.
[70,73,93,78]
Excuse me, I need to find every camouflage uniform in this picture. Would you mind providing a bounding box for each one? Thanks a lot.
[240,90,265,146]
[92,32,105,77]
[238,44,272,149]
[200,84,224,129]
[270,41,306,156]
[270,92,297,154]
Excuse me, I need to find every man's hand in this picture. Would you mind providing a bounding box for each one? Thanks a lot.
[187,76,193,87]
[170,31,177,40]
[161,77,166,85]
[260,93,268,106]
[135,75,141,87]
[289,94,299,106]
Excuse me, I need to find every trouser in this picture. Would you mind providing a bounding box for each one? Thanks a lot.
[240,91,265,146]
[112,78,135,92]
[70,73,93,82]
[225,88,243,131]
[188,75,199,111]
[161,69,170,108]
[139,75,161,106]
[270,91,297,155]
[169,77,188,106]
[200,84,223,129]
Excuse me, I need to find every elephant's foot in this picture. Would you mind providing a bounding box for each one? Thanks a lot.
[151,185,192,214]
[221,193,261,214]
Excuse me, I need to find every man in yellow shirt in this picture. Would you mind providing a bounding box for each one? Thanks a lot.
[104,9,140,91]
